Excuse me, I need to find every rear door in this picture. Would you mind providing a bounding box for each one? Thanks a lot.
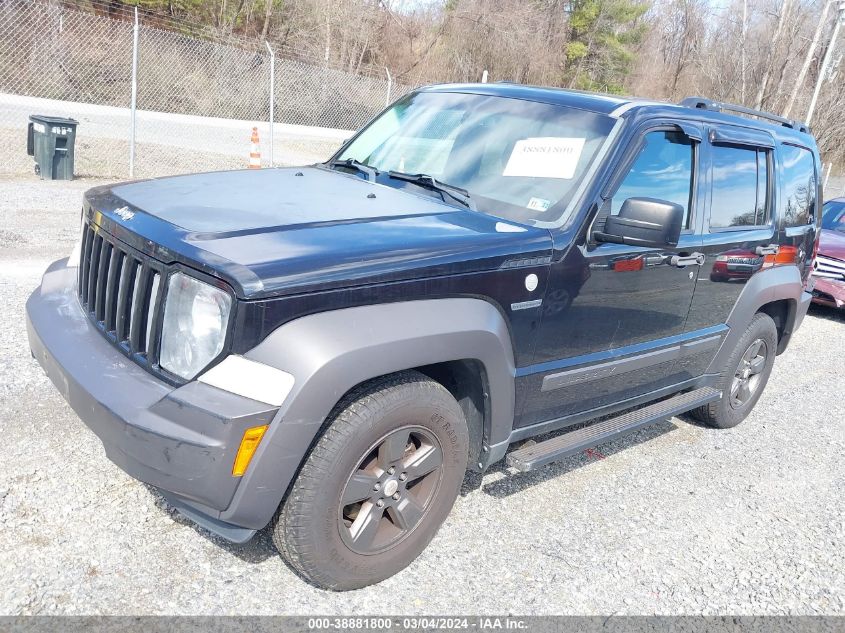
[680,123,777,379]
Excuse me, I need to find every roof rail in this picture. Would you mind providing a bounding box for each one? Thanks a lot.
[679,97,810,134]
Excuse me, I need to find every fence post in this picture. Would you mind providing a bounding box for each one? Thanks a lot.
[384,67,392,108]
[481,69,488,83]
[265,41,275,167]
[824,162,832,191]
[129,7,139,178]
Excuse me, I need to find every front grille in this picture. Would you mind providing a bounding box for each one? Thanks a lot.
[77,221,166,366]
[813,254,845,281]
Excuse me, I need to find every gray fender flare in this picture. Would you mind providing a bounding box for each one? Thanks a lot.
[705,265,808,374]
[220,298,515,529]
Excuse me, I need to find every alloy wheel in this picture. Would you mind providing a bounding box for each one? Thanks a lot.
[338,426,443,555]
[730,338,768,409]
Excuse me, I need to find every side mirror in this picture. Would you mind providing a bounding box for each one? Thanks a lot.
[595,197,684,248]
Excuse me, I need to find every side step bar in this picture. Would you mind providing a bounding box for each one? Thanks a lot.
[506,387,721,472]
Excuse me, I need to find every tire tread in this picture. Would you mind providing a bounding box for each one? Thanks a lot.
[692,312,777,429]
[272,370,462,590]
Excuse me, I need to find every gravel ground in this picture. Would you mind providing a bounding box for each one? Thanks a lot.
[0,174,844,615]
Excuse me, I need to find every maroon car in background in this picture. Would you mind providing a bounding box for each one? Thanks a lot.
[812,198,845,309]
[710,248,764,282]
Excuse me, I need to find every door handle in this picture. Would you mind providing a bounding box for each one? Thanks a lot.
[755,244,779,256]
[671,252,705,267]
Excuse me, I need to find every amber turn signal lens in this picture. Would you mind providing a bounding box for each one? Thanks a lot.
[613,257,644,272]
[763,245,799,267]
[232,425,269,477]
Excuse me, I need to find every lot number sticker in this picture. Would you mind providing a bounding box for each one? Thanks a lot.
[503,137,586,179]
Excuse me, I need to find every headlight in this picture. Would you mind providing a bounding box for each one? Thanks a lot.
[160,272,232,380]
[716,255,729,262]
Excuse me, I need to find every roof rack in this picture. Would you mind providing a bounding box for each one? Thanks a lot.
[679,96,810,134]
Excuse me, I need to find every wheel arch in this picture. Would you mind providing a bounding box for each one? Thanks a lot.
[218,298,516,530]
[416,359,490,471]
[757,297,796,353]
[705,266,807,374]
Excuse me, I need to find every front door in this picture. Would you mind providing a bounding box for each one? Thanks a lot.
[517,122,705,428]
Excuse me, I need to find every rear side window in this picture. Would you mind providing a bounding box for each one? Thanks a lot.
[709,145,769,229]
[780,145,817,227]
[611,130,695,229]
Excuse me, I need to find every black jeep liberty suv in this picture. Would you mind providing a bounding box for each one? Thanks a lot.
[27,84,821,590]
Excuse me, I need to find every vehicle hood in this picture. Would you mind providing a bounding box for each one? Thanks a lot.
[819,228,845,261]
[83,167,553,299]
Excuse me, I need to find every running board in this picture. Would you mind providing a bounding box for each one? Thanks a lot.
[506,387,721,472]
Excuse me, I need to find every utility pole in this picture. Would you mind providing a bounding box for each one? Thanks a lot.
[807,1,845,125]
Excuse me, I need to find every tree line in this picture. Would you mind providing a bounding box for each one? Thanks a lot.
[79,0,845,166]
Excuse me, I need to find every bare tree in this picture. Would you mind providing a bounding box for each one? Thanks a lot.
[753,0,793,109]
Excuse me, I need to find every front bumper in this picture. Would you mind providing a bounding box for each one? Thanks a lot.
[811,277,845,309]
[26,258,278,542]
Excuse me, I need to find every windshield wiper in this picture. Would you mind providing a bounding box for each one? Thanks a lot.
[328,158,379,182]
[387,171,476,211]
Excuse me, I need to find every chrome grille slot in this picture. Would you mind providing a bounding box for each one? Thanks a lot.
[77,221,167,366]
[86,233,102,308]
[145,273,161,356]
[94,239,112,321]
[79,224,94,303]
[102,248,123,332]
[115,256,136,342]
[128,263,148,353]
[813,254,845,280]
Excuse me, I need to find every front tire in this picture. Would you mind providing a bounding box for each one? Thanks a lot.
[273,370,469,590]
[693,312,777,429]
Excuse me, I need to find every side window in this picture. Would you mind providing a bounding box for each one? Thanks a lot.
[709,145,769,229]
[612,130,694,229]
[780,144,817,227]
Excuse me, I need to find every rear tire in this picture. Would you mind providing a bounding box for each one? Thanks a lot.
[272,370,468,591]
[693,312,777,429]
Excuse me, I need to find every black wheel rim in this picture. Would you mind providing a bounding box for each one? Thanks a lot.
[338,426,443,555]
[730,338,767,409]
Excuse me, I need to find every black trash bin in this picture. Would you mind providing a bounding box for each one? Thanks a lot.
[27,115,79,180]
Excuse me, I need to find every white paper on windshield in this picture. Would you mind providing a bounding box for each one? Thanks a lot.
[503,137,586,179]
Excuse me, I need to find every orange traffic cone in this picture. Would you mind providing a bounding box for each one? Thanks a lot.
[249,127,261,169]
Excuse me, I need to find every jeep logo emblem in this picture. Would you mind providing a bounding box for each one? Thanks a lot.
[114,206,134,221]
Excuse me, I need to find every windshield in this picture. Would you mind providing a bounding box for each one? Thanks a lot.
[821,201,845,232]
[334,91,617,224]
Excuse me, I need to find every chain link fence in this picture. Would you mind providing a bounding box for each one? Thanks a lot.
[0,0,416,179]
